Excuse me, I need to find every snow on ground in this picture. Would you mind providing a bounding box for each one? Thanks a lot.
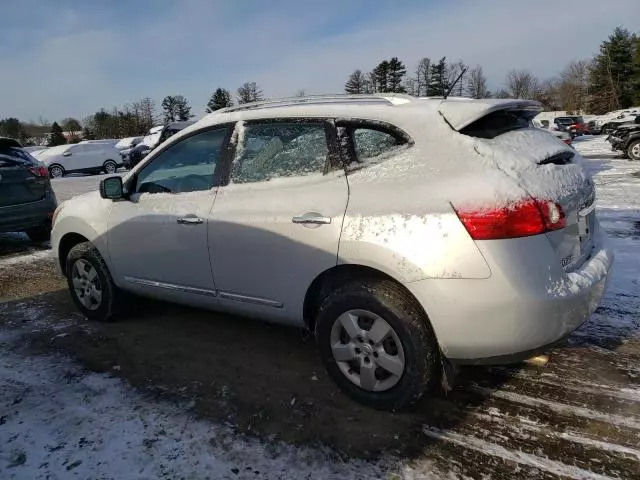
[572,136,640,344]
[1,330,420,480]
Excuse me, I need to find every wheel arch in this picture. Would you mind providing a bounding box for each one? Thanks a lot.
[57,232,90,274]
[303,263,429,333]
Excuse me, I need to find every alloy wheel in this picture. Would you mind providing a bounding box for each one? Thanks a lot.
[71,259,102,311]
[330,309,405,392]
[104,161,117,174]
[50,166,63,178]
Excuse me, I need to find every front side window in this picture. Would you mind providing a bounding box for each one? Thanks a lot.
[135,127,228,194]
[231,122,328,184]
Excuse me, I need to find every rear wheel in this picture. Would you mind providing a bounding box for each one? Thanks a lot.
[627,140,640,161]
[103,160,117,174]
[26,225,50,242]
[49,164,64,178]
[66,242,125,321]
[315,279,438,411]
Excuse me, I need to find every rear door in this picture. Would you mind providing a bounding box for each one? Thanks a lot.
[0,148,47,207]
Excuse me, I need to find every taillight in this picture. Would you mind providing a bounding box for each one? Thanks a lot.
[29,166,49,177]
[454,199,566,240]
[563,138,572,145]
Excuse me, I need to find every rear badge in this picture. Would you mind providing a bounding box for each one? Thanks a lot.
[561,255,573,268]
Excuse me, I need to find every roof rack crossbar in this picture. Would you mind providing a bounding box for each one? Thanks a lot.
[217,93,414,113]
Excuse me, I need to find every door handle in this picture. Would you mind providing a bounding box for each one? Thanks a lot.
[177,215,204,225]
[292,212,332,225]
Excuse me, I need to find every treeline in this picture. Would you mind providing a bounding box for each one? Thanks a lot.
[2,27,638,146]
[343,27,640,114]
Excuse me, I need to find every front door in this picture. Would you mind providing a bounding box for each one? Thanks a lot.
[208,119,349,324]
[108,126,231,308]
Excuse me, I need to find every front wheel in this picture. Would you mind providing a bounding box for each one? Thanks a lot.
[627,140,640,161]
[66,242,125,321]
[103,160,117,174]
[315,279,438,411]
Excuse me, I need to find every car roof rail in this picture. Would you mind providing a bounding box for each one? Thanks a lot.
[216,93,415,113]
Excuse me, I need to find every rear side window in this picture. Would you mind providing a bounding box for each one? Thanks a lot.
[231,122,329,184]
[460,109,537,139]
[337,122,411,171]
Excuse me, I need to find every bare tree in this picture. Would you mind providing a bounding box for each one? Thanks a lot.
[446,60,467,97]
[466,65,491,99]
[535,78,562,111]
[415,58,431,97]
[557,60,590,113]
[237,82,265,104]
[505,69,539,99]
[345,70,368,94]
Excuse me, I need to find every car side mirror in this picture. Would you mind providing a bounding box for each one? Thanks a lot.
[100,176,124,200]
[63,151,72,157]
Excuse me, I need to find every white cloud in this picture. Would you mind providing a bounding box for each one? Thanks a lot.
[0,0,638,120]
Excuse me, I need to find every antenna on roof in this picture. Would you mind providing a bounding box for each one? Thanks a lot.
[443,67,468,100]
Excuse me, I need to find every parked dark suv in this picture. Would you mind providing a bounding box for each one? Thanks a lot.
[124,121,196,169]
[0,138,58,241]
[608,114,640,160]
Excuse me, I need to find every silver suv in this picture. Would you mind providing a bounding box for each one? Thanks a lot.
[52,95,613,410]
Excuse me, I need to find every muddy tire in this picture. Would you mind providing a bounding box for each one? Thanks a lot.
[315,279,438,411]
[26,225,51,242]
[627,140,640,161]
[65,242,125,321]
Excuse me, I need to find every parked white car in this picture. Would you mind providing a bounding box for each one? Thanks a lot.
[37,141,122,178]
[52,95,613,410]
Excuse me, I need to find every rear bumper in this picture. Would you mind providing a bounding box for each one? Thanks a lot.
[405,227,613,363]
[0,191,57,233]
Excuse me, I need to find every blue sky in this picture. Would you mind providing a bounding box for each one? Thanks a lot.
[0,0,638,122]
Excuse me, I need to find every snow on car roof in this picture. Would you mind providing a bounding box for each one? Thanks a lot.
[183,96,542,138]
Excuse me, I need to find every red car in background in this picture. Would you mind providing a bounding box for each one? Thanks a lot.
[554,116,586,137]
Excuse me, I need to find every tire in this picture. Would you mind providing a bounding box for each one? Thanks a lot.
[65,242,125,321]
[103,160,117,174]
[627,140,640,161]
[315,279,438,411]
[49,164,65,178]
[26,225,51,242]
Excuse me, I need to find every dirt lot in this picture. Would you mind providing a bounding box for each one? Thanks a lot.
[1,240,639,479]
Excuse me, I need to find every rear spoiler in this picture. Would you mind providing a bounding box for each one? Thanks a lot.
[435,99,542,131]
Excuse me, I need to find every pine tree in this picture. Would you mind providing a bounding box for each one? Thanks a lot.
[345,70,368,94]
[427,57,447,96]
[48,122,66,147]
[632,35,640,105]
[207,88,233,112]
[237,82,264,104]
[588,27,636,114]
[0,117,27,141]
[387,57,407,93]
[371,60,390,93]
[162,95,192,122]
